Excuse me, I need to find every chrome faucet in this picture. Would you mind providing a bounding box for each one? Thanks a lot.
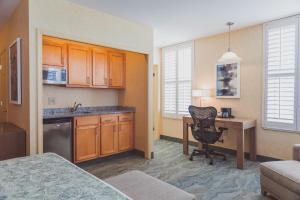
[71,102,82,112]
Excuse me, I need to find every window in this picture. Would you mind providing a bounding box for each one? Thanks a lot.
[162,42,194,118]
[263,16,299,131]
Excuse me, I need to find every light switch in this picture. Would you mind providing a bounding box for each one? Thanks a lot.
[48,97,56,105]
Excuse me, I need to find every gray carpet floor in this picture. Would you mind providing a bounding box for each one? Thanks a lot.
[82,140,271,200]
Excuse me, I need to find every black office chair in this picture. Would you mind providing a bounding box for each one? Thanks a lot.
[188,105,227,165]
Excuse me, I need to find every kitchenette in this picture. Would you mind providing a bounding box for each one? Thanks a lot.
[42,35,148,163]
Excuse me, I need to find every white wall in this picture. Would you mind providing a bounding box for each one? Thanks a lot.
[43,86,119,108]
[28,0,153,155]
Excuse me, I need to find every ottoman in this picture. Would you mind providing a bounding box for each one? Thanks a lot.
[260,145,300,200]
[105,170,196,200]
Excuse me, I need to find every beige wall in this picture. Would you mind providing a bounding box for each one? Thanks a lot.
[161,25,300,160]
[43,86,118,108]
[0,0,30,154]
[28,0,153,156]
[119,52,148,153]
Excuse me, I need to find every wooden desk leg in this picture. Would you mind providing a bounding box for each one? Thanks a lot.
[249,127,257,161]
[183,119,189,155]
[236,128,245,169]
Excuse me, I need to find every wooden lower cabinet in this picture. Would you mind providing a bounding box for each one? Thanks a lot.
[118,120,133,151]
[100,122,118,156]
[75,125,99,163]
[74,113,134,163]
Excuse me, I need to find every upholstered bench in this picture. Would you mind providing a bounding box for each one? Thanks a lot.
[105,170,196,200]
[260,144,300,200]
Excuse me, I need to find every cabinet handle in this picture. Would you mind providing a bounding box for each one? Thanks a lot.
[119,124,122,132]
[104,78,108,85]
[103,119,113,123]
[109,78,112,85]
[86,77,90,84]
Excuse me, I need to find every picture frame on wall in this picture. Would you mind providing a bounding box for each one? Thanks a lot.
[9,38,22,105]
[216,62,240,98]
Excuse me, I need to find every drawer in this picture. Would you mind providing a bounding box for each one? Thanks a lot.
[75,116,99,126]
[119,113,133,122]
[101,115,118,124]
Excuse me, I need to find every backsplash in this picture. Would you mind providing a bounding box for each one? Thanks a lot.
[43,85,119,108]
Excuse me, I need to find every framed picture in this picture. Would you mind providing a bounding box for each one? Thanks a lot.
[216,62,240,98]
[9,38,22,104]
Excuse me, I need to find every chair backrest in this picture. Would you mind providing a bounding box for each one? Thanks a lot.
[188,105,221,144]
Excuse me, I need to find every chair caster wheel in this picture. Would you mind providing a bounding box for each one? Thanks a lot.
[189,157,193,161]
[209,161,213,165]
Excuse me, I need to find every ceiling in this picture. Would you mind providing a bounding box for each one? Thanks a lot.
[0,0,299,47]
[68,0,300,47]
[0,0,20,31]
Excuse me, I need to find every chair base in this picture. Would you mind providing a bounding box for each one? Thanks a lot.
[189,146,226,165]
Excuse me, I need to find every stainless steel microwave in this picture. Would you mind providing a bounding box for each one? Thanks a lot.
[43,67,67,85]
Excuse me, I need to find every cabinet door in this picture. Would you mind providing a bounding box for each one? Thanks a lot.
[118,120,133,151]
[75,125,99,163]
[42,37,67,67]
[92,48,108,87]
[108,52,125,88]
[100,123,118,156]
[68,44,91,86]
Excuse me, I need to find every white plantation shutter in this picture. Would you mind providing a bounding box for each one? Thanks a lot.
[163,42,193,117]
[178,47,192,114]
[163,50,177,114]
[263,16,299,131]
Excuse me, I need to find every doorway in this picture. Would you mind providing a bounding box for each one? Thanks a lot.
[0,51,8,122]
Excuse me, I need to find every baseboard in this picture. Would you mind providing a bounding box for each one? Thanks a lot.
[77,149,144,167]
[160,135,280,162]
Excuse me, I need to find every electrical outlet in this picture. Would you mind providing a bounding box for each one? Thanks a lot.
[48,97,56,105]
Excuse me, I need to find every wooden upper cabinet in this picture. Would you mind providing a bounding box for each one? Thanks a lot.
[108,51,125,88]
[92,48,108,87]
[68,44,91,86]
[42,36,127,89]
[42,36,67,67]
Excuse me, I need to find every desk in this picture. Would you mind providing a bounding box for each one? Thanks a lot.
[182,116,256,169]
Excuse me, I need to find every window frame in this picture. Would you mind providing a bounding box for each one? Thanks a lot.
[162,41,194,119]
[262,15,300,132]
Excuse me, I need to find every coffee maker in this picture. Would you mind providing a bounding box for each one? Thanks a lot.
[220,107,233,118]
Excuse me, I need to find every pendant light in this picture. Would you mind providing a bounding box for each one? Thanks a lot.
[218,22,241,64]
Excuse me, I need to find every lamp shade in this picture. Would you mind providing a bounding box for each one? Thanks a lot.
[218,51,241,64]
[192,89,210,97]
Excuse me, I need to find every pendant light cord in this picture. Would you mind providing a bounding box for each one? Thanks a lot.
[227,22,234,52]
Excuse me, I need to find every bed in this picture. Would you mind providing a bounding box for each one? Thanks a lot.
[0,153,131,200]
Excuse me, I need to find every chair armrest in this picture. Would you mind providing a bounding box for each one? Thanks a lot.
[293,144,300,161]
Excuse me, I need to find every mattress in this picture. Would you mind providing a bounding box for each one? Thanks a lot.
[0,153,131,200]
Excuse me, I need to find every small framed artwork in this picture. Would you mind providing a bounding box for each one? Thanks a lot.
[216,62,240,98]
[9,38,22,105]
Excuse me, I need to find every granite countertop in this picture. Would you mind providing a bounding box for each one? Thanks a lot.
[43,106,135,119]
